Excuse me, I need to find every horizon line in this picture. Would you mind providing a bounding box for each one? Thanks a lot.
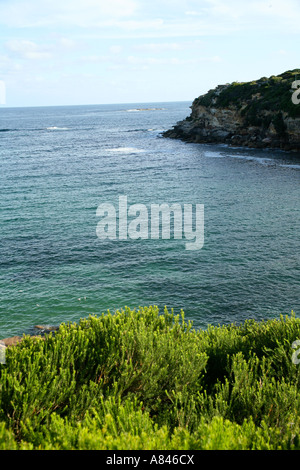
[0,99,193,110]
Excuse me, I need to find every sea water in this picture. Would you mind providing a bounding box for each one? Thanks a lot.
[0,102,299,337]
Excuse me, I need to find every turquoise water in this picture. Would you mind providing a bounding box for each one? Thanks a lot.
[0,102,299,338]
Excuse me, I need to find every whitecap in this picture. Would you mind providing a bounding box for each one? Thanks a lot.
[204,151,226,158]
[125,107,164,112]
[46,126,69,131]
[227,154,275,165]
[106,147,145,154]
[279,164,300,170]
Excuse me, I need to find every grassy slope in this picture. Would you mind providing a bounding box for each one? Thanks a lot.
[1,306,300,450]
[194,69,300,120]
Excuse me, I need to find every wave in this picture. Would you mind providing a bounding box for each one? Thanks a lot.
[206,150,300,169]
[0,128,44,133]
[1,127,69,133]
[204,151,227,158]
[106,147,145,154]
[46,127,69,131]
[204,150,281,166]
[229,155,274,164]
[227,154,300,169]
[279,163,300,170]
[126,107,165,112]
[125,128,162,134]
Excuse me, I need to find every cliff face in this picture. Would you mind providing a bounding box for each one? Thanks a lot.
[163,70,300,152]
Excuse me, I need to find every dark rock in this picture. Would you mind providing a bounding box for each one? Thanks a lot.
[1,336,23,347]
[34,325,59,332]
[162,70,300,152]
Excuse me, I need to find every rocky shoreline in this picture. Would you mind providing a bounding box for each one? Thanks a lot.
[0,325,59,347]
[163,70,300,153]
[162,117,300,152]
[0,325,61,363]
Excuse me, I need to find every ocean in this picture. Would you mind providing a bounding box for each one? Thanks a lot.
[0,101,299,338]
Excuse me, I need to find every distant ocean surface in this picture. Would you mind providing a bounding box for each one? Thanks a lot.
[0,102,299,338]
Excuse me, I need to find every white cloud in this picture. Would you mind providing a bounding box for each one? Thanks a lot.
[1,0,299,107]
[0,54,22,75]
[59,38,77,49]
[126,55,221,67]
[3,36,83,66]
[80,55,109,63]
[0,0,138,28]
[204,0,300,21]
[109,45,123,54]
[134,42,183,52]
[184,11,203,16]
[5,40,53,60]
[0,0,299,37]
[134,39,204,53]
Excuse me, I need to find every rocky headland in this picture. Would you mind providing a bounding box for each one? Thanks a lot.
[163,69,300,152]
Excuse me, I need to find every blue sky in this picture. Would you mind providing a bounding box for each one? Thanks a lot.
[0,0,299,107]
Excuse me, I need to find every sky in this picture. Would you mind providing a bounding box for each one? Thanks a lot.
[0,0,299,107]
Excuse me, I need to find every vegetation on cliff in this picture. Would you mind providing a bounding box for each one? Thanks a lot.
[163,70,300,151]
[195,69,300,120]
[1,306,300,450]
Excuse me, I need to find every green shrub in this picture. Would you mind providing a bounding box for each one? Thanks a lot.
[195,69,300,119]
[1,306,300,449]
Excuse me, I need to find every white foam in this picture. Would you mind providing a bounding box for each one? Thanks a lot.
[204,151,226,158]
[46,127,69,130]
[279,164,300,170]
[106,147,145,154]
[126,107,164,112]
[228,154,274,165]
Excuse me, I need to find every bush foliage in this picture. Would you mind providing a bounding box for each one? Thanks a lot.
[195,69,300,119]
[1,306,300,450]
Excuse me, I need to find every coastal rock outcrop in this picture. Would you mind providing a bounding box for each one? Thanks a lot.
[163,70,300,152]
[0,325,59,362]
